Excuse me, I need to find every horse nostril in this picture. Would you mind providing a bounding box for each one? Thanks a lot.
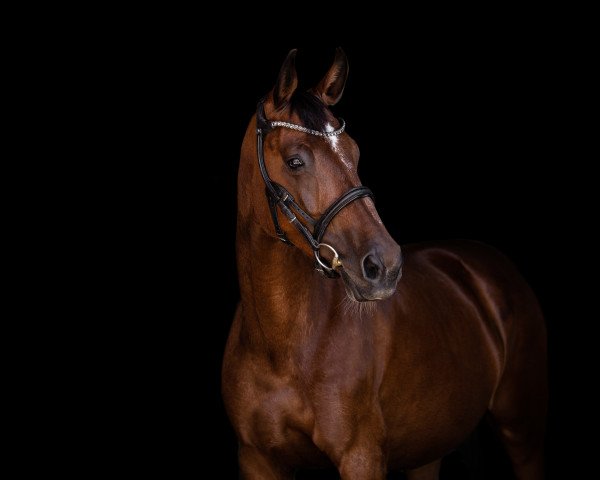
[362,254,382,281]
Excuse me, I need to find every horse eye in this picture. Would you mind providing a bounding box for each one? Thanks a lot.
[287,157,304,169]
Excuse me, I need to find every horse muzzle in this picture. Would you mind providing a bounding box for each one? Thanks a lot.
[340,247,403,302]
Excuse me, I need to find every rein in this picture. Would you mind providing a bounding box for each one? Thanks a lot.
[256,100,373,278]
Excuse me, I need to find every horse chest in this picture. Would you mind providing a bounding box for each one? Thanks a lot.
[237,371,327,465]
[239,354,377,459]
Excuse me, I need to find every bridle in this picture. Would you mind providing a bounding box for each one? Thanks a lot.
[256,100,374,278]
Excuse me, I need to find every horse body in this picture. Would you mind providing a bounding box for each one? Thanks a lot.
[223,49,546,479]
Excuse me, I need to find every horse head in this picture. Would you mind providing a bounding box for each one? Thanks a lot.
[240,48,403,301]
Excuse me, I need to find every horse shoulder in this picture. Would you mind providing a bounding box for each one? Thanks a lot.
[402,239,544,386]
[222,304,315,454]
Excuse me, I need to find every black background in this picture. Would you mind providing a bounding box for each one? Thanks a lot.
[108,29,584,478]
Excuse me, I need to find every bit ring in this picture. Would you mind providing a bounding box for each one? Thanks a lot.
[314,243,343,271]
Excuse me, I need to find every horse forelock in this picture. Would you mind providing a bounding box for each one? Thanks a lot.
[288,90,330,132]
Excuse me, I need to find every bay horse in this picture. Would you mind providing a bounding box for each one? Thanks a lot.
[223,48,547,479]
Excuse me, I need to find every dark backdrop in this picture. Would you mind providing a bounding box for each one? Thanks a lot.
[115,37,580,478]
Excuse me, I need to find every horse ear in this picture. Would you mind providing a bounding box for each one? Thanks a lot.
[273,49,298,110]
[314,47,348,106]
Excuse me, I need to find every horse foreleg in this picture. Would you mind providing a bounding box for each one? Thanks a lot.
[488,310,547,479]
[238,445,293,480]
[488,410,545,480]
[337,444,386,480]
[405,459,442,480]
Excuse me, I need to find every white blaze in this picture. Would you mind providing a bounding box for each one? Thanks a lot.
[324,123,382,225]
[325,123,352,171]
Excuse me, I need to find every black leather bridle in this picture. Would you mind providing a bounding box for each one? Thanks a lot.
[256,100,374,278]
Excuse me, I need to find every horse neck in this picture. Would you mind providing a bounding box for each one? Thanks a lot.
[236,216,342,356]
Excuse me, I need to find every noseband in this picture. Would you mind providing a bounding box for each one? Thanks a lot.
[256,100,374,278]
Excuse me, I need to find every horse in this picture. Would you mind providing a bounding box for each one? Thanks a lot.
[222,48,547,479]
